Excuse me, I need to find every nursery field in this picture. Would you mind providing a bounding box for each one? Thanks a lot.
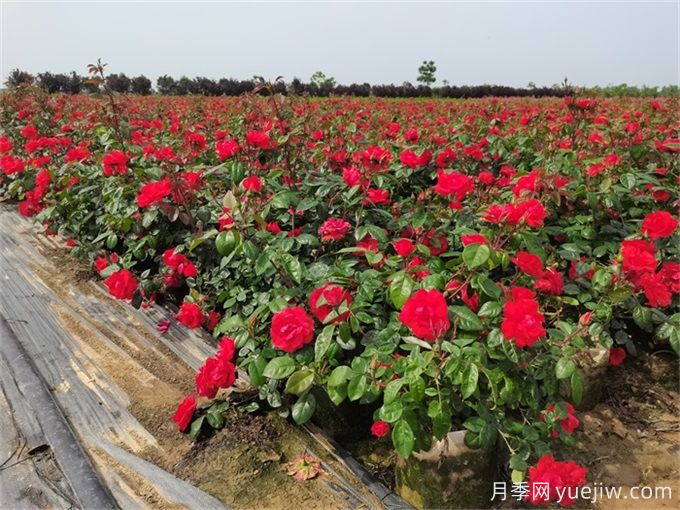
[0,89,678,509]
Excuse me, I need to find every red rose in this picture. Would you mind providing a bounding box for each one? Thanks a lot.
[318,217,350,242]
[398,289,450,341]
[608,347,626,366]
[512,199,547,228]
[94,256,109,273]
[102,150,128,176]
[309,283,352,324]
[195,356,236,398]
[659,262,680,293]
[641,211,678,239]
[370,420,391,438]
[460,234,488,246]
[364,188,390,205]
[271,306,315,353]
[638,272,672,307]
[501,288,546,348]
[215,139,240,159]
[433,169,474,200]
[242,175,262,192]
[171,395,197,432]
[137,178,172,208]
[206,310,221,331]
[512,251,544,277]
[217,337,236,362]
[104,269,138,300]
[176,302,204,329]
[621,240,657,276]
[392,239,415,257]
[541,403,580,438]
[526,454,587,506]
[245,130,273,150]
[535,269,564,296]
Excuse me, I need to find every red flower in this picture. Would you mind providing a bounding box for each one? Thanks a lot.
[535,269,564,296]
[541,403,580,437]
[659,262,680,293]
[216,139,240,159]
[637,272,672,308]
[206,310,221,331]
[242,175,262,192]
[318,217,350,242]
[398,289,450,341]
[392,239,415,257]
[104,269,138,300]
[512,251,544,277]
[102,150,128,176]
[195,356,236,398]
[162,248,197,277]
[512,199,547,228]
[641,211,678,239]
[270,306,315,353]
[309,283,352,324]
[370,420,391,438]
[608,347,626,366]
[137,178,172,208]
[621,240,657,276]
[501,287,546,348]
[433,170,474,200]
[460,234,488,246]
[176,302,204,329]
[526,454,587,506]
[246,130,273,150]
[364,188,390,206]
[94,256,109,273]
[172,395,197,432]
[217,337,236,362]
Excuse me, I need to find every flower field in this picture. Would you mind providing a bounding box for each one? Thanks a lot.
[0,88,678,507]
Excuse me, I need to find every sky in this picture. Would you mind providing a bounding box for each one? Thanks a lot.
[1,1,678,88]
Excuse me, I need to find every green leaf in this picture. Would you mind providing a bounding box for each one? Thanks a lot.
[292,392,316,424]
[556,358,576,380]
[383,379,404,404]
[477,301,501,318]
[451,305,484,331]
[389,271,414,310]
[476,276,502,299]
[314,324,335,361]
[591,269,612,293]
[188,415,205,440]
[378,401,404,423]
[328,365,352,386]
[215,230,240,256]
[461,364,479,399]
[206,411,225,429]
[462,244,490,269]
[285,369,315,396]
[263,356,295,379]
[570,369,584,405]
[392,419,415,458]
[347,375,368,401]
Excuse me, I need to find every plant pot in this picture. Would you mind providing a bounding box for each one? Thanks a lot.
[395,430,498,509]
[310,386,377,441]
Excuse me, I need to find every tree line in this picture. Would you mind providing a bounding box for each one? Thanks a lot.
[4,69,678,98]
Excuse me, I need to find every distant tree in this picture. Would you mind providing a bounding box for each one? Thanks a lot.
[37,72,69,93]
[252,75,265,84]
[131,75,152,95]
[417,60,437,85]
[64,72,83,94]
[5,69,34,88]
[310,71,336,88]
[106,73,131,93]
[156,75,177,95]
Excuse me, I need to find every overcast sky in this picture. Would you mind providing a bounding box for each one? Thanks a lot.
[1,1,678,88]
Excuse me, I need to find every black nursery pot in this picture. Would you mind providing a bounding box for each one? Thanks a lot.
[310,386,378,441]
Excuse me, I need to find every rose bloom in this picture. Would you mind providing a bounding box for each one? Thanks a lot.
[195,356,236,398]
[621,240,657,276]
[370,420,391,438]
[102,150,128,176]
[94,256,109,273]
[137,178,172,208]
[171,395,197,432]
[215,138,240,159]
[392,238,415,258]
[363,188,390,206]
[398,289,451,341]
[242,175,262,192]
[246,130,273,150]
[608,347,626,366]
[535,269,565,296]
[637,272,672,308]
[217,337,236,361]
[641,211,678,239]
[309,283,352,323]
[433,170,474,201]
[318,217,351,242]
[460,234,488,246]
[526,454,587,506]
[103,269,138,300]
[659,262,680,293]
[176,302,205,329]
[270,306,315,353]
[512,251,544,277]
[541,403,580,438]
[163,248,197,277]
[501,287,546,348]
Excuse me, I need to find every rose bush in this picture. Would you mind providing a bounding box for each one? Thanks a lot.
[1,86,678,500]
